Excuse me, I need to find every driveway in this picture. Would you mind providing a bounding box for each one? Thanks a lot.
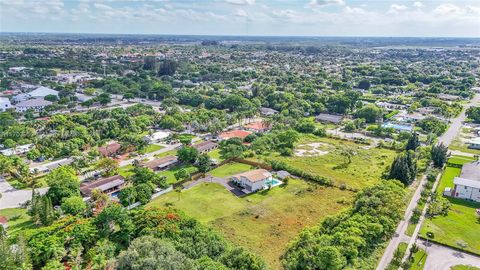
[184,175,246,197]
[0,177,48,209]
[420,240,480,270]
[118,143,181,167]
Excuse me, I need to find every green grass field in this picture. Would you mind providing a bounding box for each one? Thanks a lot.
[420,156,480,255]
[157,164,199,184]
[257,136,397,189]
[209,162,254,178]
[410,247,427,270]
[0,208,34,236]
[147,179,354,268]
[451,265,480,270]
[138,144,164,154]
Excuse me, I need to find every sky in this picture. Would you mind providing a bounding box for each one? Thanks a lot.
[0,0,479,37]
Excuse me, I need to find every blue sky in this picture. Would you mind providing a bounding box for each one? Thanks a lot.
[1,0,479,37]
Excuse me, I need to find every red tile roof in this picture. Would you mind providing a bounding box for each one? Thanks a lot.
[219,130,252,140]
[98,142,121,157]
[244,121,271,131]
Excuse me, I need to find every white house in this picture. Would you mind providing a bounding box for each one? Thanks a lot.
[231,169,273,193]
[0,97,12,112]
[15,98,52,113]
[0,144,34,156]
[466,137,480,150]
[451,161,480,202]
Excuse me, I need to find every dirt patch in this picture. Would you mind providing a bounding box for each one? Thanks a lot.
[295,142,330,157]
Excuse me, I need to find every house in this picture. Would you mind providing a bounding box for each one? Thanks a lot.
[144,130,171,143]
[192,141,218,154]
[450,161,480,202]
[80,175,125,198]
[12,93,30,103]
[15,98,52,113]
[218,129,252,141]
[143,156,178,171]
[315,113,344,124]
[438,93,460,101]
[98,142,121,157]
[260,107,278,116]
[466,137,480,150]
[376,101,408,111]
[0,97,12,112]
[230,169,273,193]
[75,93,93,102]
[8,66,28,74]
[0,144,34,156]
[46,158,74,171]
[28,86,59,98]
[244,121,271,133]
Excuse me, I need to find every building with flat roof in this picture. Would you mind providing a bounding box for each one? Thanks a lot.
[451,161,480,202]
[15,98,52,112]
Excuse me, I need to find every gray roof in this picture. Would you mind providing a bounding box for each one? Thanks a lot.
[29,86,58,97]
[460,161,480,182]
[315,113,344,123]
[16,98,52,107]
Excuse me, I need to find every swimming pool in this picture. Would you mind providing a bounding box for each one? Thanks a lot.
[265,178,282,187]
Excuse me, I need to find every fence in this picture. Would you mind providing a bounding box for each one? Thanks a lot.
[126,186,173,210]
[232,157,272,170]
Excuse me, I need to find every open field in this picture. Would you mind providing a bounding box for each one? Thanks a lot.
[157,164,198,184]
[419,156,480,255]
[0,208,34,236]
[147,179,354,268]
[138,144,164,154]
[254,135,397,189]
[209,162,253,178]
[451,265,480,270]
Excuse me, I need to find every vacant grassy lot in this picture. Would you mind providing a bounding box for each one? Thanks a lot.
[410,247,428,270]
[139,144,164,154]
[209,162,253,178]
[256,135,397,189]
[157,164,199,184]
[451,265,480,270]
[420,156,480,255]
[0,208,34,236]
[147,179,354,268]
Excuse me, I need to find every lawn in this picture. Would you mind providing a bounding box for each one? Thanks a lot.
[410,247,427,270]
[138,144,164,154]
[147,179,354,268]
[156,164,199,184]
[6,174,47,189]
[209,162,254,178]
[419,156,480,255]
[118,164,135,178]
[0,208,35,236]
[257,136,397,189]
[451,265,480,270]
[154,149,177,158]
[207,149,222,161]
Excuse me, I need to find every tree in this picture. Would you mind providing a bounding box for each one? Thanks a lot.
[134,183,154,204]
[29,193,56,226]
[44,94,58,102]
[406,132,420,151]
[95,158,119,177]
[466,106,480,123]
[196,154,212,173]
[431,143,448,168]
[177,146,199,164]
[118,186,137,206]
[219,138,245,160]
[158,60,178,77]
[355,104,382,123]
[61,196,87,216]
[117,236,195,270]
[338,146,356,166]
[45,166,80,205]
[96,93,111,105]
[388,151,417,186]
[174,168,190,182]
[295,119,316,133]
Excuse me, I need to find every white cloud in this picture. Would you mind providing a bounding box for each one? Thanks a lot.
[235,9,248,17]
[388,4,408,14]
[413,2,424,9]
[309,0,345,7]
[434,4,462,15]
[225,0,255,5]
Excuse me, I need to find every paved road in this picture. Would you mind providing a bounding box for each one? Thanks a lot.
[420,240,480,270]
[0,177,48,209]
[377,94,480,270]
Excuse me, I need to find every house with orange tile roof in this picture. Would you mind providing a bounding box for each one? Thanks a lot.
[244,121,271,133]
[218,129,252,141]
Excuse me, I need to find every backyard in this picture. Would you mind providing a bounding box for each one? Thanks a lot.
[419,156,480,255]
[147,179,354,268]
[253,135,397,189]
[0,208,34,236]
[208,162,253,178]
